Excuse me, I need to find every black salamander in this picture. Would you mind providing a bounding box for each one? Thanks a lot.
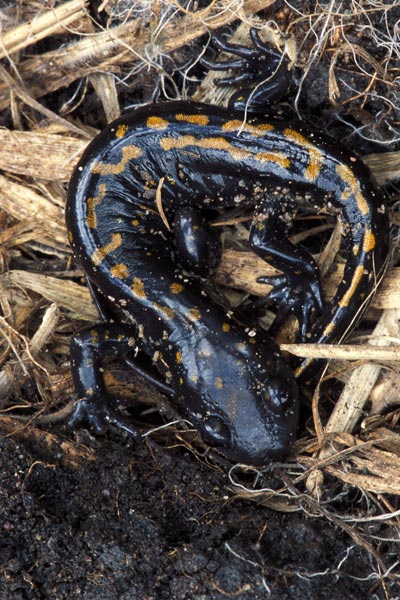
[66,30,389,465]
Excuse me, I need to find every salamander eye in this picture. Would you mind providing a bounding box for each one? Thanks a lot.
[202,416,231,447]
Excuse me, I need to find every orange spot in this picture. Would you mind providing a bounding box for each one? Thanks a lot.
[322,321,335,337]
[110,263,129,279]
[362,228,376,253]
[86,183,107,229]
[222,120,274,136]
[115,124,128,138]
[154,303,175,320]
[338,265,365,308]
[132,277,146,298]
[160,135,289,168]
[91,145,142,176]
[92,232,122,266]
[147,116,169,129]
[336,163,369,216]
[284,128,323,181]
[186,307,201,321]
[170,282,184,294]
[215,377,224,389]
[176,114,209,126]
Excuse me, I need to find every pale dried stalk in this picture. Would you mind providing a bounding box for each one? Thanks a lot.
[0,131,87,182]
[214,249,399,310]
[0,18,143,111]
[0,271,97,321]
[0,416,96,467]
[0,174,67,248]
[0,0,89,60]
[364,151,400,186]
[0,0,275,111]
[0,303,59,403]
[281,342,400,362]
[324,309,400,436]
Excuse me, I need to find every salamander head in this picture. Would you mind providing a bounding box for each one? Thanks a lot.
[174,331,299,465]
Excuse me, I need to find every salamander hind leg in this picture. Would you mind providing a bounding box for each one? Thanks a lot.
[249,216,325,341]
[68,323,145,440]
[202,27,292,112]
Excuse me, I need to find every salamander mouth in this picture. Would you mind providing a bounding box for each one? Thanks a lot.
[222,441,290,465]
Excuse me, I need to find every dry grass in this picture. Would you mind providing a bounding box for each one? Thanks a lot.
[0,0,399,584]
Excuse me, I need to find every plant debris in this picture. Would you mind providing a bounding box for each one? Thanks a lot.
[0,1,399,597]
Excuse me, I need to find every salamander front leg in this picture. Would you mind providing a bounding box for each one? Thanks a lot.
[69,323,148,440]
[249,221,325,341]
[173,206,222,277]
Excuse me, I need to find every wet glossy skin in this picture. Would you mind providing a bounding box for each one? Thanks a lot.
[66,35,389,464]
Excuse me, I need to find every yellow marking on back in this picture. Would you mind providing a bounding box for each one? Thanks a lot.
[132,277,146,298]
[336,163,369,216]
[215,377,224,389]
[255,152,290,168]
[222,120,274,136]
[362,228,376,253]
[222,323,231,332]
[110,263,129,279]
[338,265,364,308]
[115,124,129,138]
[147,116,169,129]
[86,183,107,229]
[176,351,182,364]
[176,114,209,126]
[283,128,323,181]
[186,307,201,321]
[154,303,175,320]
[322,321,335,337]
[91,145,142,176]
[170,282,184,294]
[159,135,289,168]
[92,232,122,266]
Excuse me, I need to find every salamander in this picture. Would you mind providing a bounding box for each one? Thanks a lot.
[65,29,390,465]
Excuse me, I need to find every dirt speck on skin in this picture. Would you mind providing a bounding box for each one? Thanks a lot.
[0,432,394,599]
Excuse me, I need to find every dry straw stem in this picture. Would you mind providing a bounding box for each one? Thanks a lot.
[0,131,87,183]
[0,174,68,249]
[0,271,97,321]
[0,415,96,468]
[0,0,275,112]
[0,303,58,403]
[364,152,400,186]
[213,249,400,310]
[322,310,400,436]
[0,0,88,59]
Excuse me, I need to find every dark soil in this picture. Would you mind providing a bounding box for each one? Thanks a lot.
[1,428,397,599]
